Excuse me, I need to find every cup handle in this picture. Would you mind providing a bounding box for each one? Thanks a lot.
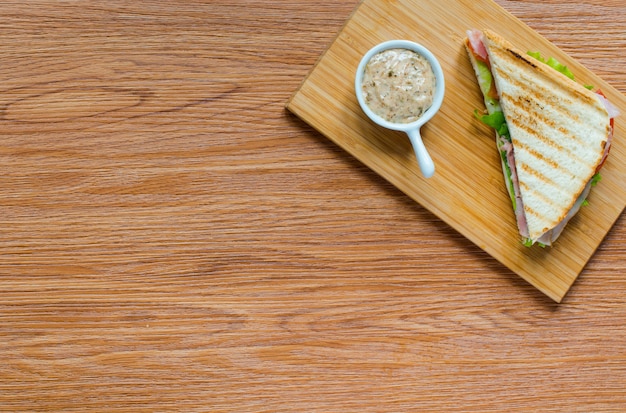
[406,128,435,178]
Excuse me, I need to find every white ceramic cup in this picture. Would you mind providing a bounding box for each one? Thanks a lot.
[355,40,445,178]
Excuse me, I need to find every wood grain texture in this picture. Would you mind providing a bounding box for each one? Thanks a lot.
[286,0,626,302]
[1,0,625,411]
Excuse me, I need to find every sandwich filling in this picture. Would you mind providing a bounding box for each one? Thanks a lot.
[465,29,618,246]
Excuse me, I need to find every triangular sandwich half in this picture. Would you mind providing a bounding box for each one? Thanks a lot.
[464,29,617,246]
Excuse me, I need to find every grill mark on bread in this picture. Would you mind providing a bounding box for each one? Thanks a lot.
[496,70,587,136]
[513,139,567,174]
[518,162,559,194]
[508,49,537,69]
[495,64,603,167]
[504,104,591,168]
[519,181,558,224]
[497,48,600,109]
[519,179,570,230]
[514,129,588,226]
[518,160,586,207]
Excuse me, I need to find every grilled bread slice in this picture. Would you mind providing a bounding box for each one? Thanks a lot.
[466,29,612,245]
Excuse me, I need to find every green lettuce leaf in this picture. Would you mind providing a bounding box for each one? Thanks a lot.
[474,110,509,137]
[591,173,602,186]
[527,51,575,80]
[500,149,516,211]
[475,60,493,96]
[522,237,546,248]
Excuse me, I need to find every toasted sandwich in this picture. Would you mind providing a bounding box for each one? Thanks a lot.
[464,29,618,246]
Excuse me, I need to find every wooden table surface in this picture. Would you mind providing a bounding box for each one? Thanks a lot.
[1,1,625,411]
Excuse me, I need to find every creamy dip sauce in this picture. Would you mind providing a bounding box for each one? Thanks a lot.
[361,48,436,124]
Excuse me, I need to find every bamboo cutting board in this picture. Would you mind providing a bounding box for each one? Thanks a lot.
[286,0,626,302]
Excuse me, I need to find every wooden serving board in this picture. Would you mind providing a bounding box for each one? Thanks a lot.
[286,0,626,302]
